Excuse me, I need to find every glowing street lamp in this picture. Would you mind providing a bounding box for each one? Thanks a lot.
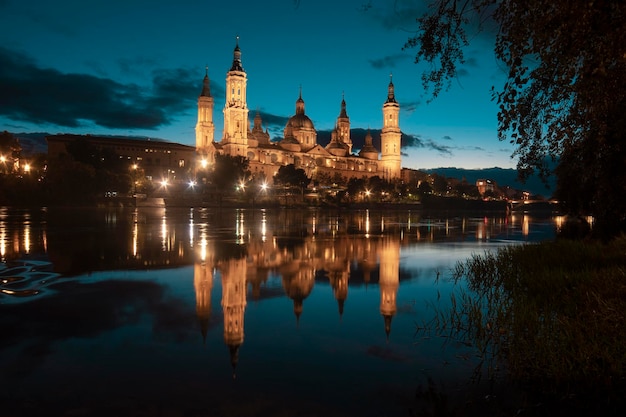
[131,164,138,195]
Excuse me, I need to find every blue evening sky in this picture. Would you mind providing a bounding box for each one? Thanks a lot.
[0,0,515,170]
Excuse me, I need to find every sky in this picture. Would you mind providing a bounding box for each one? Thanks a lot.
[0,0,516,170]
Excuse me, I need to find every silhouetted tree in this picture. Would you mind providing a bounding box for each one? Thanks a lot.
[208,154,250,204]
[0,131,21,174]
[405,0,626,239]
[274,164,311,202]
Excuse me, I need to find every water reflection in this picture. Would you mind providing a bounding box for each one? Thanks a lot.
[0,206,560,415]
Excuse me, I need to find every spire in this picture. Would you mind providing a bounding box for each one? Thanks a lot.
[339,91,348,118]
[200,66,211,97]
[228,343,240,379]
[230,36,244,72]
[384,314,393,341]
[295,85,305,115]
[386,73,397,103]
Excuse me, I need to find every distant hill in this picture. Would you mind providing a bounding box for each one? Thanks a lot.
[13,132,48,155]
[425,167,555,198]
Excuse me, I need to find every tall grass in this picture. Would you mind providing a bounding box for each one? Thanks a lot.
[420,237,626,398]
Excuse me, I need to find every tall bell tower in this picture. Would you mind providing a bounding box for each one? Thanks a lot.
[380,74,401,180]
[222,37,249,157]
[195,66,215,151]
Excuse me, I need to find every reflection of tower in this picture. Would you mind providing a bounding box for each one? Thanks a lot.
[328,271,349,318]
[325,244,350,318]
[194,262,214,343]
[281,265,315,324]
[379,236,400,340]
[220,257,247,376]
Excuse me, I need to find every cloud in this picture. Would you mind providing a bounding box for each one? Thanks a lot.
[257,111,290,128]
[400,100,421,115]
[0,47,197,131]
[368,53,410,69]
[366,0,429,32]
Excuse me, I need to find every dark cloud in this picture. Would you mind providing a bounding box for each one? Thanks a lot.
[367,0,428,32]
[0,47,198,130]
[257,111,290,128]
[426,139,453,155]
[368,53,409,69]
[457,68,470,77]
[400,100,421,114]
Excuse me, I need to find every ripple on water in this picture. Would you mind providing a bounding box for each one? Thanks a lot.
[0,260,61,303]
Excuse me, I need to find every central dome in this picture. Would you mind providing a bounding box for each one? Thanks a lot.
[286,113,314,130]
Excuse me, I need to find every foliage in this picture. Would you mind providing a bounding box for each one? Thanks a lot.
[405,0,626,239]
[209,154,250,190]
[419,238,626,405]
[0,131,22,173]
[273,164,310,192]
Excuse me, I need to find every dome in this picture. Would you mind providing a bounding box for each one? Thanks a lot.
[326,139,349,157]
[286,113,315,130]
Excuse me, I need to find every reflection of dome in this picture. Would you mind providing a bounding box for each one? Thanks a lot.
[282,270,315,324]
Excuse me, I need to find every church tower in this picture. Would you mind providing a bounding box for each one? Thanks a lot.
[222,37,249,157]
[195,67,215,150]
[380,74,401,179]
[336,93,352,154]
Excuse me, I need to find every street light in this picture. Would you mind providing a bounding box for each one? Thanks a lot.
[131,164,138,196]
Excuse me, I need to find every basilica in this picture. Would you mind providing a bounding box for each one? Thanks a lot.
[195,39,402,181]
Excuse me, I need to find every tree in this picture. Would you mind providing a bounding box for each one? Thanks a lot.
[0,131,21,174]
[274,164,311,196]
[206,154,250,205]
[405,0,626,239]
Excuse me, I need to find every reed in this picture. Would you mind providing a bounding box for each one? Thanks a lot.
[419,236,626,398]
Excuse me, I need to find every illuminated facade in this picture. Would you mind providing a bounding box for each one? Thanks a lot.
[195,39,402,181]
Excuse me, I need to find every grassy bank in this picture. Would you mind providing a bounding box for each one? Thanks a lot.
[419,236,626,414]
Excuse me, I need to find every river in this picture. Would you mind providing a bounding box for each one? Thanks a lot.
[0,206,561,416]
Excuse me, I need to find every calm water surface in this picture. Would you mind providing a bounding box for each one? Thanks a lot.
[0,206,559,416]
